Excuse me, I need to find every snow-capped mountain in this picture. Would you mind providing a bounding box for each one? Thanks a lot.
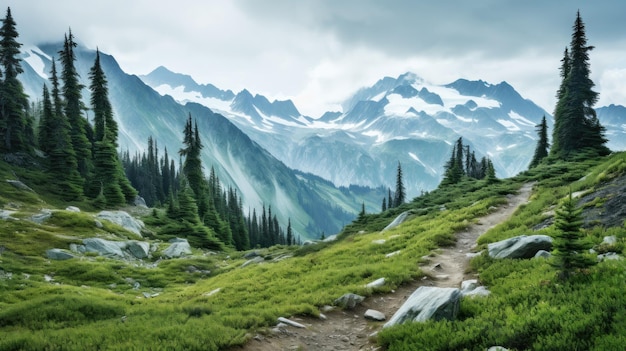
[18,44,386,239]
[143,68,626,197]
[141,71,531,195]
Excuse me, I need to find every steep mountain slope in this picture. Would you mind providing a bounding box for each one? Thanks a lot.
[19,44,383,239]
[144,69,626,199]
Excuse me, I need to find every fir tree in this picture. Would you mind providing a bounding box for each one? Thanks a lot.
[0,7,30,152]
[45,61,83,201]
[381,197,387,212]
[179,115,209,217]
[358,202,366,220]
[165,177,223,251]
[59,30,92,178]
[394,161,406,207]
[87,50,136,205]
[286,218,293,246]
[529,116,550,169]
[387,188,393,209]
[552,192,595,280]
[550,11,609,159]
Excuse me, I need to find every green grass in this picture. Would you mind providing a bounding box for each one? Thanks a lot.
[2,153,626,350]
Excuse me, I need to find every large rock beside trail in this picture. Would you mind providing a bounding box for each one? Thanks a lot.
[384,286,461,328]
[96,210,144,236]
[382,211,411,232]
[162,238,192,258]
[488,235,553,259]
[334,293,365,309]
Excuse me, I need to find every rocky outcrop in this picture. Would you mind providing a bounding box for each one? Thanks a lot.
[384,286,461,328]
[6,179,33,192]
[382,211,411,232]
[83,238,127,257]
[162,238,192,258]
[81,238,150,259]
[30,209,52,224]
[126,241,150,259]
[334,293,365,309]
[488,235,553,259]
[241,256,264,267]
[460,279,490,297]
[46,248,76,260]
[96,210,144,236]
[0,210,17,221]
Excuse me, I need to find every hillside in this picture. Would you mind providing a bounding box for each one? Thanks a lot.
[1,151,625,350]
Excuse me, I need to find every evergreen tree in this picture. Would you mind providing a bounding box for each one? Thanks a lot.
[529,116,550,169]
[59,30,92,178]
[485,158,498,184]
[550,11,609,159]
[179,115,209,217]
[286,218,293,246]
[552,193,595,280]
[165,177,223,251]
[0,7,30,152]
[358,202,366,220]
[381,197,387,212]
[387,188,393,209]
[394,161,405,207]
[38,85,54,153]
[87,50,136,205]
[45,61,83,201]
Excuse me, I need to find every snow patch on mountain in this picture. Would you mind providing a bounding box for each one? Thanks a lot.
[409,152,438,176]
[497,119,521,131]
[21,46,50,79]
[154,84,232,111]
[508,111,537,127]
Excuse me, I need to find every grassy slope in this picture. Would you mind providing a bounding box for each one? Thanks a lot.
[0,153,625,350]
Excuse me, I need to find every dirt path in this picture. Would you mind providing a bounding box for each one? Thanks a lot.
[233,183,534,351]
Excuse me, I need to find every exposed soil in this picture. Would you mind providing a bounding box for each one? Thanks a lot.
[232,183,534,351]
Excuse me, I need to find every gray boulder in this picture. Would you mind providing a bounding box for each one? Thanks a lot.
[241,256,264,267]
[0,210,17,221]
[243,251,260,259]
[534,250,552,259]
[96,210,144,236]
[460,279,490,297]
[83,238,127,258]
[133,195,148,208]
[384,287,461,328]
[598,252,622,261]
[488,235,553,259]
[6,179,33,192]
[126,241,150,259]
[46,248,76,260]
[364,309,386,321]
[334,293,365,309]
[30,209,52,224]
[365,277,386,289]
[382,211,411,232]
[602,235,617,245]
[65,206,81,212]
[162,238,192,258]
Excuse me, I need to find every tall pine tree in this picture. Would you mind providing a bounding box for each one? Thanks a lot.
[529,116,550,169]
[59,30,92,179]
[394,161,405,207]
[550,11,609,159]
[44,61,84,201]
[87,49,136,206]
[0,7,30,152]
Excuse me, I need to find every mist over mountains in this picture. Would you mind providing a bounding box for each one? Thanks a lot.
[18,44,626,238]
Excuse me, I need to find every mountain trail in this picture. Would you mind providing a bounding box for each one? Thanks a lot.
[232,183,534,351]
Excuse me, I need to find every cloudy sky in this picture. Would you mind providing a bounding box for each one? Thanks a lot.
[7,1,626,117]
